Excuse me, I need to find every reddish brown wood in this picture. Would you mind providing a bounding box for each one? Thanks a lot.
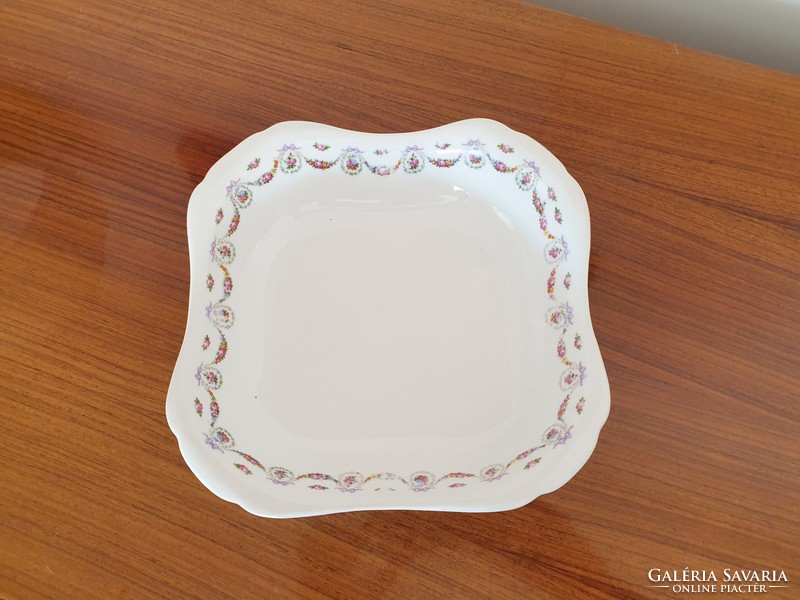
[1,0,798,598]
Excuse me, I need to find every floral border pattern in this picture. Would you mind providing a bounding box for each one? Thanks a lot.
[193,139,586,493]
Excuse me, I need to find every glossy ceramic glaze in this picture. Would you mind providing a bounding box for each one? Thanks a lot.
[166,119,610,517]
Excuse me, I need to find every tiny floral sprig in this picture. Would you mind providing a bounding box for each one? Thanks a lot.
[202,335,211,350]
[563,272,572,289]
[227,212,240,235]
[313,143,330,151]
[574,334,582,349]
[215,209,224,223]
[445,472,475,480]
[492,159,511,173]
[214,339,228,364]
[246,158,261,171]
[497,143,514,153]
[302,472,332,481]
[206,274,214,291]
[532,190,544,215]
[364,158,403,176]
[194,398,203,417]
[307,158,334,170]
[430,157,458,168]
[235,452,265,471]
[558,396,569,418]
[235,463,253,474]
[251,158,282,187]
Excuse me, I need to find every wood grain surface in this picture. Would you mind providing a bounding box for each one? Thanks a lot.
[1,0,798,598]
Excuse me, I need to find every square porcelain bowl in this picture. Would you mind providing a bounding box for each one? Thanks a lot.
[166,119,610,518]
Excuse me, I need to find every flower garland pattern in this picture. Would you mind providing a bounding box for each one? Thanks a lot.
[193,139,586,493]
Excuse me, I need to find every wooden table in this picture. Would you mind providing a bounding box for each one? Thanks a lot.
[2,1,798,598]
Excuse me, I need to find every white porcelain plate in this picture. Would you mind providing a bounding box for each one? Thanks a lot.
[166,119,610,518]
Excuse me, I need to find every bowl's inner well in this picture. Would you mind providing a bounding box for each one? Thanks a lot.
[222,172,549,468]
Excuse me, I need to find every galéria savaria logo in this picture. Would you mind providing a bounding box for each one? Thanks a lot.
[647,568,790,594]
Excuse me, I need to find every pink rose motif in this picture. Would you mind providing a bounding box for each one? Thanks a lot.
[479,464,507,482]
[408,471,436,491]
